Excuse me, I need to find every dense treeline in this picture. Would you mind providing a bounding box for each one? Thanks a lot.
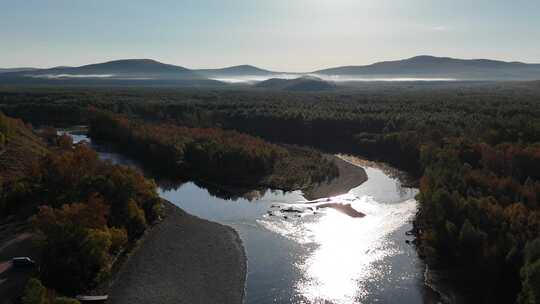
[417,141,540,302]
[21,277,82,304]
[89,110,337,191]
[0,112,47,181]
[4,83,540,173]
[0,117,163,297]
[2,83,540,302]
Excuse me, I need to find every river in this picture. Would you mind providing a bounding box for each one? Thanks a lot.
[67,131,441,304]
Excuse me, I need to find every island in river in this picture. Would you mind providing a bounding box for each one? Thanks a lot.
[88,110,340,193]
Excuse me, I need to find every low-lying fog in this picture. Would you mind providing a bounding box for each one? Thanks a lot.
[29,74,116,79]
[25,73,458,83]
[212,74,458,83]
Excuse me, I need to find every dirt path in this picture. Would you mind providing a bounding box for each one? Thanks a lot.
[107,202,246,304]
[0,261,11,275]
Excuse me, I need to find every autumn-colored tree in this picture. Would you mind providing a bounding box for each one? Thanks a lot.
[88,111,337,189]
[22,278,47,304]
[53,298,80,304]
[32,200,112,294]
[57,134,73,150]
[519,239,540,304]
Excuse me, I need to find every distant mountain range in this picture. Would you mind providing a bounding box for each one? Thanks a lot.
[1,55,539,87]
[13,59,202,79]
[313,55,540,80]
[0,59,223,86]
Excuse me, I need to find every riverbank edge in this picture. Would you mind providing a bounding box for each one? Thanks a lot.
[414,218,472,304]
[104,200,247,304]
[302,154,368,200]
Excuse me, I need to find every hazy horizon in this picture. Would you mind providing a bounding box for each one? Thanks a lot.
[2,55,540,74]
[2,0,540,71]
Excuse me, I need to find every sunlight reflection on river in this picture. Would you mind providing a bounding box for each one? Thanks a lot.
[259,189,417,303]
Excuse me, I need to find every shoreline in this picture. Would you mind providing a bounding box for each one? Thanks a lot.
[336,154,417,187]
[303,154,368,200]
[72,130,373,303]
[106,201,247,304]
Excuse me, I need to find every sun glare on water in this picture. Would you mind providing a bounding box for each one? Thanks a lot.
[260,193,417,304]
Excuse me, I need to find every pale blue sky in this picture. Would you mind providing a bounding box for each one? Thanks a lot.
[1,0,539,71]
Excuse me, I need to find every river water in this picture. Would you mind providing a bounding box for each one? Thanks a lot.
[68,132,440,304]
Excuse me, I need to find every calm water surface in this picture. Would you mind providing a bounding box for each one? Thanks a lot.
[68,132,439,304]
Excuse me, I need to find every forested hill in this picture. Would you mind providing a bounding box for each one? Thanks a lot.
[0,59,225,87]
[195,65,277,77]
[0,68,37,74]
[255,76,336,91]
[4,59,201,79]
[0,111,164,303]
[314,55,540,80]
[0,112,47,181]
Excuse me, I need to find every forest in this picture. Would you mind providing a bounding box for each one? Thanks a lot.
[1,81,540,302]
[88,110,338,192]
[0,113,163,302]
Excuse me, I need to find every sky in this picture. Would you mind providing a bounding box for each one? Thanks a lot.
[1,0,540,72]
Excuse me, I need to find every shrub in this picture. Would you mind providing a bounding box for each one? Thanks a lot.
[22,278,47,304]
[53,297,80,304]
